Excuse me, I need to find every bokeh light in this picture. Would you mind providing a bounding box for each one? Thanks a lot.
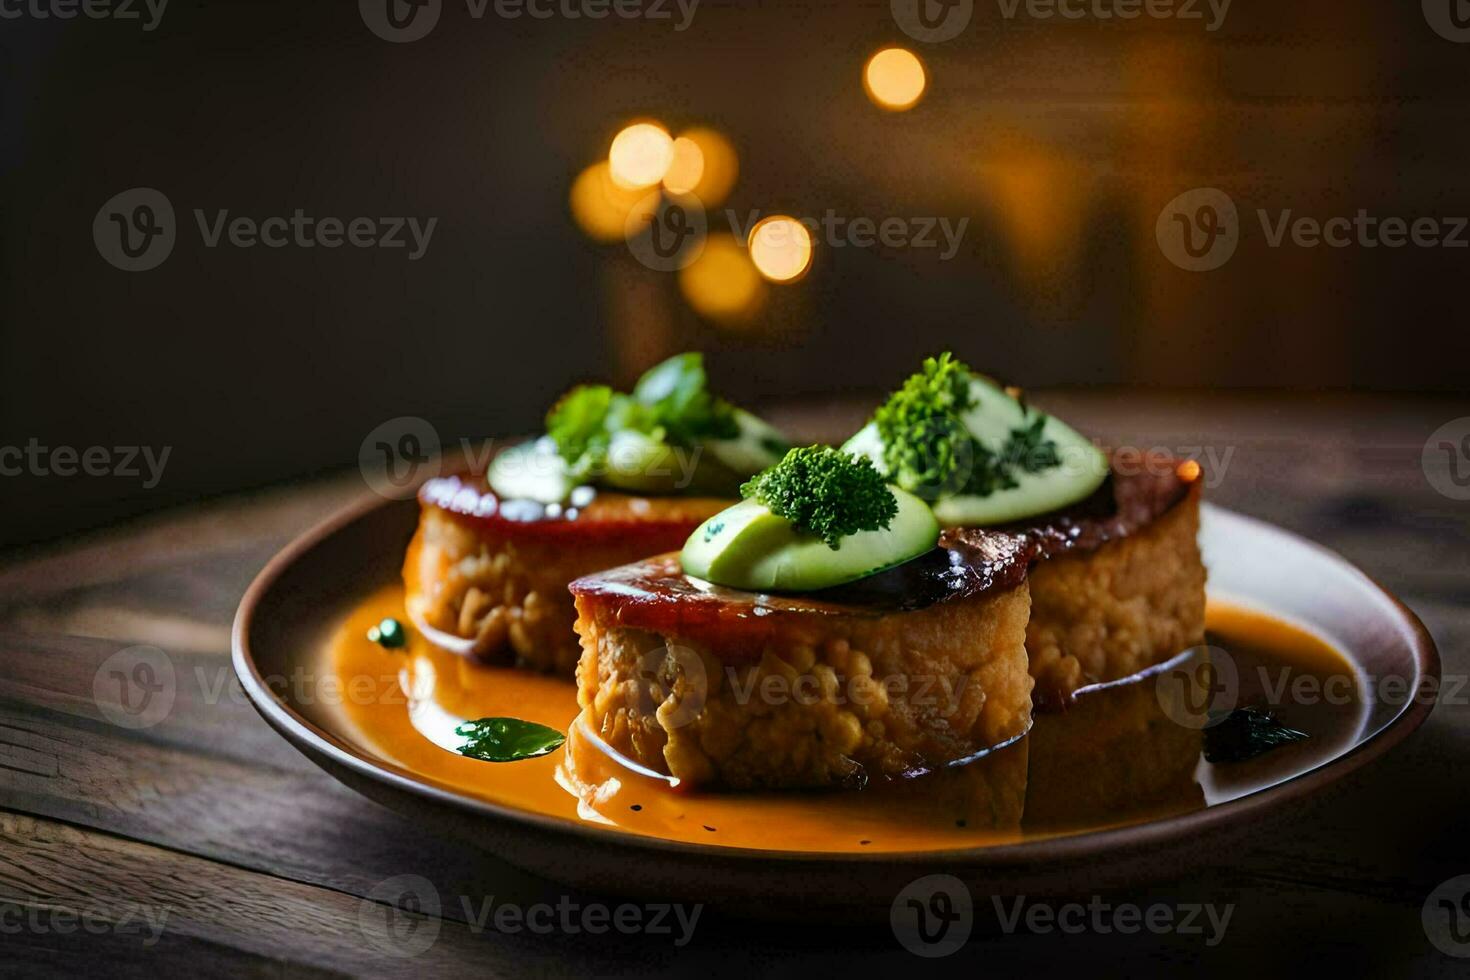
[679,232,766,321]
[669,127,738,206]
[662,137,705,195]
[748,215,813,282]
[569,160,658,242]
[608,122,675,188]
[863,47,926,111]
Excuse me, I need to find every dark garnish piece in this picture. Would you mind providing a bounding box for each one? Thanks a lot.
[1204,707,1310,763]
[740,446,898,548]
[366,617,407,649]
[454,717,566,762]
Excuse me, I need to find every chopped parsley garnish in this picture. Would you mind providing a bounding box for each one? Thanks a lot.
[1204,707,1310,763]
[741,446,897,548]
[873,353,975,499]
[873,352,1063,500]
[454,717,566,762]
[544,353,738,476]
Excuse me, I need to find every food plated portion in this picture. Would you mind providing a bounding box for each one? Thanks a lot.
[845,354,1207,702]
[404,353,788,674]
[568,355,1206,790]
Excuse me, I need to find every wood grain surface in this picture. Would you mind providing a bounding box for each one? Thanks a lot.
[1,393,1467,977]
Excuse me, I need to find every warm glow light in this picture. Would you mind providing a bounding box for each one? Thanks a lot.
[569,161,657,242]
[748,216,813,282]
[863,47,926,111]
[679,232,766,321]
[662,137,705,195]
[672,127,738,206]
[1177,459,1202,482]
[608,122,675,188]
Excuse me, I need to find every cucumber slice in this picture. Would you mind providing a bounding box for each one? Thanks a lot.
[703,408,789,476]
[842,376,1109,527]
[681,487,939,592]
[485,438,576,504]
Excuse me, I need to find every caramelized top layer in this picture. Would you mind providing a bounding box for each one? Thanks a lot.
[569,452,1200,631]
[419,474,728,543]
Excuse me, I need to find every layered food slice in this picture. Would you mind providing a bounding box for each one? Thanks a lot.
[404,353,788,675]
[846,354,1207,703]
[570,447,1037,790]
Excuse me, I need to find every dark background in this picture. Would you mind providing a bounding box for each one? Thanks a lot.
[3,0,1468,548]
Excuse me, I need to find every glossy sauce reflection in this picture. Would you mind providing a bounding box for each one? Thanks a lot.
[329,585,1363,854]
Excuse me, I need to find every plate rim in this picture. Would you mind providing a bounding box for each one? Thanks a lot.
[232,491,1441,868]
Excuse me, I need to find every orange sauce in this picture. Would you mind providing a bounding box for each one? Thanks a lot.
[328,586,1362,854]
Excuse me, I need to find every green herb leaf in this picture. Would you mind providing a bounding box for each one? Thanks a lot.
[632,352,739,446]
[545,384,614,476]
[1204,707,1310,763]
[741,446,898,548]
[454,717,566,762]
[366,617,407,649]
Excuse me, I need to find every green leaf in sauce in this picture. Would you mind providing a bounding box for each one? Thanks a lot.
[366,617,407,649]
[454,717,566,762]
[1204,707,1310,763]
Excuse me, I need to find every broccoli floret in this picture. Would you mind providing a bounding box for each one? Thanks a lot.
[741,446,897,548]
[873,352,977,498]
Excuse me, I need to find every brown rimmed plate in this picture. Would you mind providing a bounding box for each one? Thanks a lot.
[232,492,1438,910]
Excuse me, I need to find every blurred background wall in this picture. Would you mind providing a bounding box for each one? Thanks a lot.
[2,0,1467,547]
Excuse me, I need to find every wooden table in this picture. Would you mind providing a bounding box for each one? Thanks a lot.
[2,392,1467,977]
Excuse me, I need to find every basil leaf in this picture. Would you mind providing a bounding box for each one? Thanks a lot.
[454,717,566,762]
[1204,707,1310,763]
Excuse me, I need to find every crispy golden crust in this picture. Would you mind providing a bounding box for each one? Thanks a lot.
[404,491,724,675]
[572,582,1033,790]
[1025,486,1206,705]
